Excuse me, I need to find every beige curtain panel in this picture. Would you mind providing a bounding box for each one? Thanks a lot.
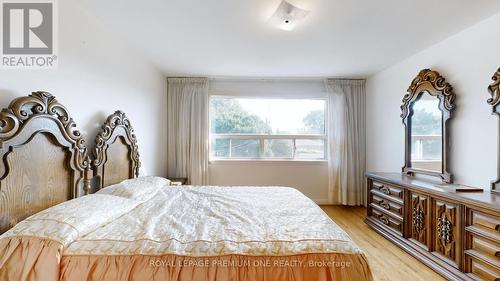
[325,79,366,206]
[166,77,210,185]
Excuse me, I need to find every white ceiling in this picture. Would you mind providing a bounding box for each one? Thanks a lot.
[76,0,500,78]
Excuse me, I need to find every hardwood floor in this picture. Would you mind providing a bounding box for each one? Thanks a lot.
[321,206,445,281]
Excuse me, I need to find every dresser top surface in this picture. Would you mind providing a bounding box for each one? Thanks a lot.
[366,172,500,211]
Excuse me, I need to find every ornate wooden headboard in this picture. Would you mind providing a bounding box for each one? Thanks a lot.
[93,111,140,189]
[0,92,90,234]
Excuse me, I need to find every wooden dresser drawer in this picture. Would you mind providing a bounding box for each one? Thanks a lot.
[371,194,404,217]
[472,212,500,234]
[469,254,500,281]
[465,210,500,280]
[465,251,500,281]
[472,236,500,259]
[370,180,404,202]
[370,208,403,235]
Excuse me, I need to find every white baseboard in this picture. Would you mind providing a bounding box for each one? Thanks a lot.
[312,198,330,205]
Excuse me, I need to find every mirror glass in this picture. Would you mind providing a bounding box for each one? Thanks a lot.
[410,93,443,172]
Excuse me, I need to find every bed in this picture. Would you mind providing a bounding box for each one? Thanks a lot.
[0,93,373,281]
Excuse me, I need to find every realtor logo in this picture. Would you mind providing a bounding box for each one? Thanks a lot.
[1,0,58,68]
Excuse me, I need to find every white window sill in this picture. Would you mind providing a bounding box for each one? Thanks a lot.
[209,159,328,165]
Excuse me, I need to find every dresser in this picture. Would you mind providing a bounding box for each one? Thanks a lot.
[365,172,500,281]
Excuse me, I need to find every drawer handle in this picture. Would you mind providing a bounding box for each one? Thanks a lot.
[380,201,390,210]
[380,216,389,225]
[380,186,391,195]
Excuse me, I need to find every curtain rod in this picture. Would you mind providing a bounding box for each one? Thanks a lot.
[208,77,365,82]
[166,76,366,82]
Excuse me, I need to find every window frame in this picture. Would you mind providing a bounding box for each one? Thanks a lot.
[209,95,328,162]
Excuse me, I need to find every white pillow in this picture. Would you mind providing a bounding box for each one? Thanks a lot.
[2,194,139,245]
[96,176,171,202]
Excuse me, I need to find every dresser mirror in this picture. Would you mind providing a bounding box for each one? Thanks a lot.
[401,69,455,183]
[488,68,500,194]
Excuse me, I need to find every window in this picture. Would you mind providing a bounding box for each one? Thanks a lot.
[210,97,326,160]
[410,95,442,171]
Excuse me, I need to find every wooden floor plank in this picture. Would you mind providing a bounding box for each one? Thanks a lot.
[321,206,445,281]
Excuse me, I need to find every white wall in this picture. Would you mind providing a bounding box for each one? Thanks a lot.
[366,12,500,189]
[208,79,330,203]
[0,1,167,178]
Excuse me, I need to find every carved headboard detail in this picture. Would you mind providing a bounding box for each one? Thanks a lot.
[93,111,140,189]
[0,92,90,234]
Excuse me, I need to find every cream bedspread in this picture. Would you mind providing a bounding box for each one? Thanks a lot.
[0,177,372,281]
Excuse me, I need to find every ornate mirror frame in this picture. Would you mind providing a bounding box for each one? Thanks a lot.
[401,69,456,183]
[488,68,500,194]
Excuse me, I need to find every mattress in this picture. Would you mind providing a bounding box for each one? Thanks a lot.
[0,177,372,281]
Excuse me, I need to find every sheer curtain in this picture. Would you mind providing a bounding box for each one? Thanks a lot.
[166,78,209,185]
[325,79,366,205]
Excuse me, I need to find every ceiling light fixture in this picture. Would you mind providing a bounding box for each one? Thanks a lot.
[269,0,310,31]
